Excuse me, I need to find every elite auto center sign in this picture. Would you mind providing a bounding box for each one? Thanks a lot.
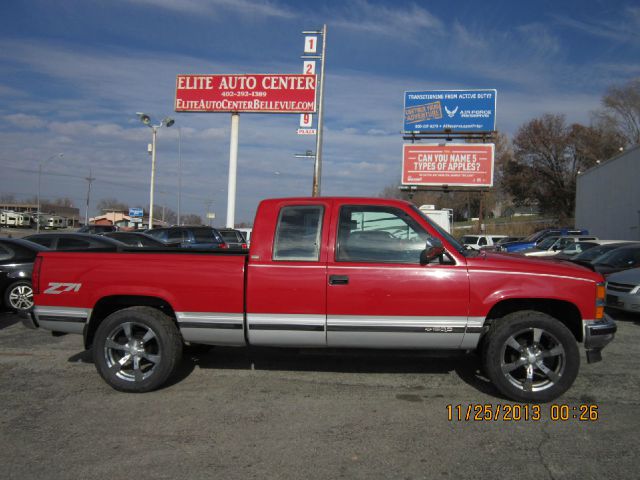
[402,144,495,187]
[175,74,317,113]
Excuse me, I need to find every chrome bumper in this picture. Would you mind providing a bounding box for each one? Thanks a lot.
[583,314,617,363]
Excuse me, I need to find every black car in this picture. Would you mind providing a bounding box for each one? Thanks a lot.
[592,245,640,276]
[103,231,176,248]
[144,226,227,249]
[569,242,636,268]
[218,228,248,250]
[0,238,48,313]
[77,224,118,234]
[24,232,125,250]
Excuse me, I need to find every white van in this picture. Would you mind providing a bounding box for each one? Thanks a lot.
[460,234,508,250]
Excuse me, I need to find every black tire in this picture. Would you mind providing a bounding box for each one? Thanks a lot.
[482,310,580,403]
[93,307,183,393]
[4,280,34,313]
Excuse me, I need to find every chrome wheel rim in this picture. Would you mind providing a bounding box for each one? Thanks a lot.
[9,284,33,311]
[104,322,161,382]
[500,327,566,393]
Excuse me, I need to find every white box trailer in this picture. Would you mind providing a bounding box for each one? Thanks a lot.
[418,205,453,234]
[1,211,33,228]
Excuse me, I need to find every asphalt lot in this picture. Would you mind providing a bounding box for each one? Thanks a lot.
[1,308,639,480]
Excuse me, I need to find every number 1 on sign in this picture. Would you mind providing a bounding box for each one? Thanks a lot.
[304,36,317,54]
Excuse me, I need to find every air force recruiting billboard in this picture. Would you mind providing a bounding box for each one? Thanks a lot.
[402,144,495,187]
[175,74,317,113]
[403,89,497,133]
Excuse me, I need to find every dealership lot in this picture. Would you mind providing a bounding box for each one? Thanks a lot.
[1,309,638,479]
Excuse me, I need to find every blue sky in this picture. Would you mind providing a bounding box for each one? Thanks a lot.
[1,0,639,224]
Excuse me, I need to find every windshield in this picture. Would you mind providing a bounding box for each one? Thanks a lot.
[461,236,479,245]
[411,206,470,256]
[576,244,626,262]
[595,247,640,267]
[535,236,559,250]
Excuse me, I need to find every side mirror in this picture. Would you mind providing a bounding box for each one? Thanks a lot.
[420,237,445,265]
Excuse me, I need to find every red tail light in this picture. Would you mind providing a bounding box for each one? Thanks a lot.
[32,255,43,295]
[219,242,228,249]
[241,243,248,249]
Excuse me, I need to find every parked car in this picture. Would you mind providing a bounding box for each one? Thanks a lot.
[555,240,631,261]
[570,242,638,268]
[460,234,507,250]
[0,238,48,313]
[144,226,227,249]
[77,224,118,234]
[25,233,124,250]
[592,245,640,276]
[236,227,253,246]
[522,235,598,257]
[605,267,640,314]
[103,231,176,248]
[497,228,588,253]
[218,228,248,250]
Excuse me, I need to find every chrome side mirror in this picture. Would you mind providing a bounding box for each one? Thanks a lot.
[420,237,445,265]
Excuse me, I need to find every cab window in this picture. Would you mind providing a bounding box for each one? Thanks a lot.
[273,206,324,261]
[336,206,429,263]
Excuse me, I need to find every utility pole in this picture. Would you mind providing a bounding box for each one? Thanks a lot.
[84,169,95,226]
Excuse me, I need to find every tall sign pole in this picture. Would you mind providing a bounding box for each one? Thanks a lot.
[226,112,239,228]
[301,26,327,197]
[312,24,327,197]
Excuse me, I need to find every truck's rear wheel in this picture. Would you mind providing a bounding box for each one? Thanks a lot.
[482,311,580,403]
[93,307,183,392]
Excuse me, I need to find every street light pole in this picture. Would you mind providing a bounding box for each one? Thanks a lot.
[136,113,174,229]
[37,153,63,233]
[84,168,95,226]
[149,125,158,230]
[177,127,182,226]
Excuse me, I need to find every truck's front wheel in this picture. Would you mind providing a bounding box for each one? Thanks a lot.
[483,311,580,403]
[93,307,183,392]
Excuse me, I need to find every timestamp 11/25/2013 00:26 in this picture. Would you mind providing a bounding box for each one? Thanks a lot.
[446,404,599,422]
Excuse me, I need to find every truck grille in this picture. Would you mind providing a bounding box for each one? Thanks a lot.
[607,282,636,293]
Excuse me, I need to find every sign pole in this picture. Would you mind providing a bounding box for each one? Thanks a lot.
[226,112,239,228]
[312,24,327,197]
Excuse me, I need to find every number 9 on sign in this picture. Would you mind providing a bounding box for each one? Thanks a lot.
[300,114,313,128]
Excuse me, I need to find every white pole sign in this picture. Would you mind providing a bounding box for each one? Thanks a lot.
[304,36,317,54]
[300,113,313,128]
[303,61,316,75]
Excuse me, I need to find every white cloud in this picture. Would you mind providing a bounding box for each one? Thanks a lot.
[4,113,46,129]
[121,0,295,19]
[331,0,443,38]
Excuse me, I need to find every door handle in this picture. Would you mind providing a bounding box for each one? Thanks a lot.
[329,275,349,285]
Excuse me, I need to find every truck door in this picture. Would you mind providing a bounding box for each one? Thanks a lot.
[326,204,470,349]
[246,201,330,347]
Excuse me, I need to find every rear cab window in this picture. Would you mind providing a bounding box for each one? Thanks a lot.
[273,206,324,261]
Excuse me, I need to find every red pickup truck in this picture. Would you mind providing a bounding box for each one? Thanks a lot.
[22,197,616,402]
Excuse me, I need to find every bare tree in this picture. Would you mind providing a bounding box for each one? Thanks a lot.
[0,193,16,203]
[52,197,74,207]
[502,114,621,220]
[595,78,640,147]
[181,214,202,225]
[97,198,129,213]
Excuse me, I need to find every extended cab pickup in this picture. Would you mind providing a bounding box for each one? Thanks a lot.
[22,197,616,402]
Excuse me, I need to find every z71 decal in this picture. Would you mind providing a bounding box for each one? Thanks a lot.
[44,283,82,295]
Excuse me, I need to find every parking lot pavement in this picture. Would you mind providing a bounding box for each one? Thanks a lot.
[1,309,639,480]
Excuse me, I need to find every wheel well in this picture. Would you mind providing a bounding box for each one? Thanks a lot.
[485,299,583,342]
[85,296,177,349]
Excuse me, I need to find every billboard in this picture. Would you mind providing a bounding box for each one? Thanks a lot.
[403,89,497,133]
[128,207,143,218]
[175,74,317,113]
[402,143,494,187]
